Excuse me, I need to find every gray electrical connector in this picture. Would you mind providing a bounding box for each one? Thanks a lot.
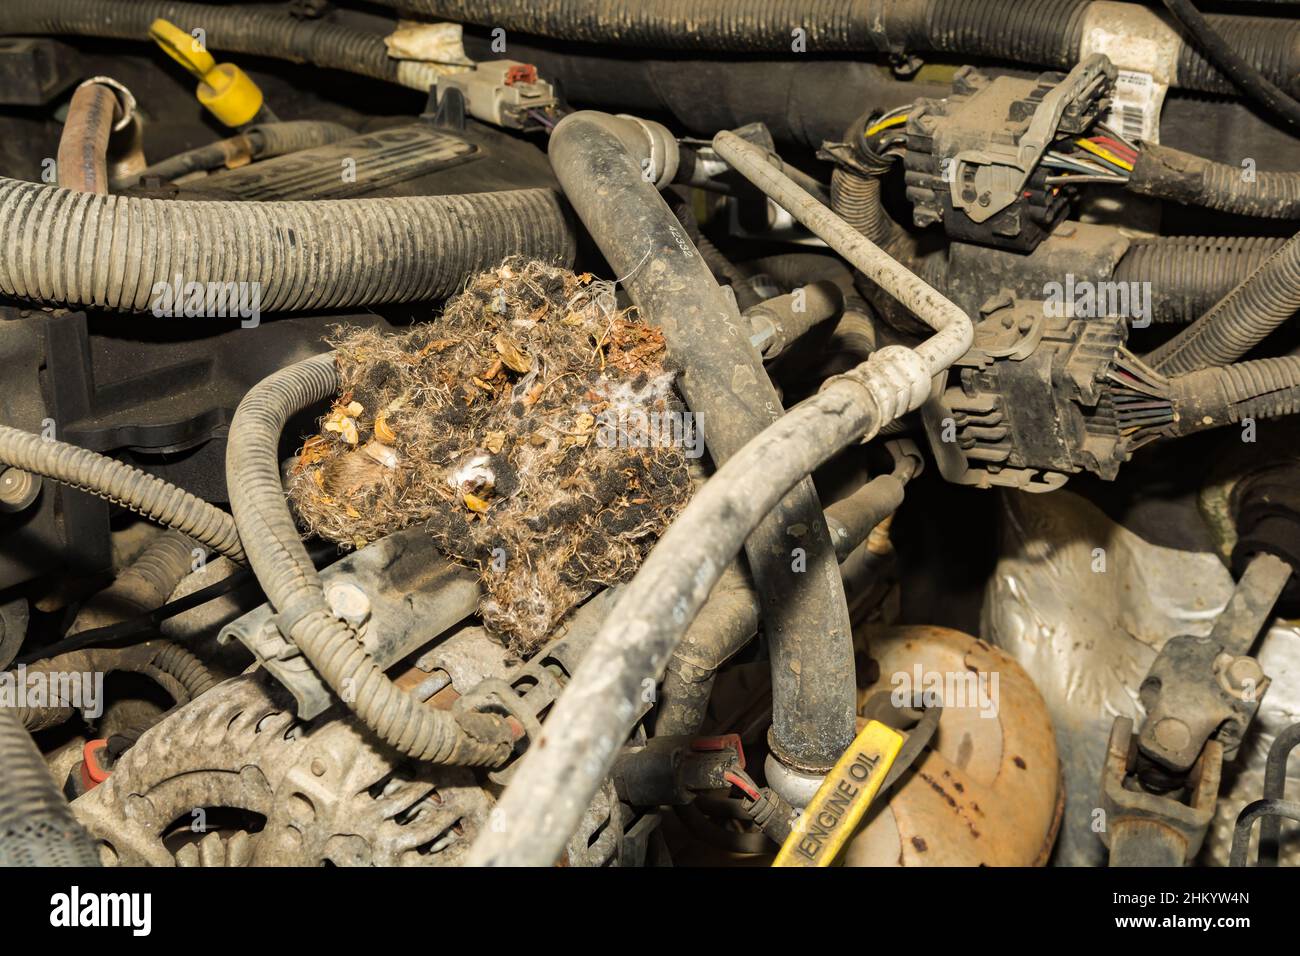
[437,60,556,129]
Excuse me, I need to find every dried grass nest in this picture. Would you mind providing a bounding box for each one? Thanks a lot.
[288,258,694,650]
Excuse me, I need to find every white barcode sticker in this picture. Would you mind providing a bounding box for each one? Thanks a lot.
[1104,70,1166,144]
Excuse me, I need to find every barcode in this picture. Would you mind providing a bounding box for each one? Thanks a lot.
[1118,104,1145,141]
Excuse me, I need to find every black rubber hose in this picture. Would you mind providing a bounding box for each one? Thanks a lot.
[743,280,843,360]
[0,425,245,563]
[0,177,573,314]
[1146,231,1300,374]
[381,0,1300,96]
[1162,0,1300,128]
[1167,356,1300,435]
[122,120,355,188]
[1127,144,1300,219]
[1113,235,1288,323]
[655,454,917,739]
[225,354,515,767]
[548,111,857,773]
[378,0,1090,62]
[747,253,878,360]
[0,708,101,866]
[0,0,437,90]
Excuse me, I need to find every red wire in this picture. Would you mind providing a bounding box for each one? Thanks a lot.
[725,770,761,800]
[1088,135,1138,160]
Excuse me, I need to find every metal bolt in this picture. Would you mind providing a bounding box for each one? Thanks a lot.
[0,467,39,512]
[325,581,372,628]
[1224,656,1264,693]
[1152,717,1191,754]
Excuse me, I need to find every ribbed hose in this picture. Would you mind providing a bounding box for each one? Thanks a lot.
[226,354,514,766]
[0,708,101,866]
[1114,236,1288,323]
[920,0,1088,67]
[14,641,217,731]
[0,178,573,313]
[0,425,245,563]
[372,0,1089,63]
[70,530,198,634]
[372,0,1297,95]
[1127,144,1300,219]
[830,167,894,249]
[1168,356,1300,434]
[1146,231,1300,374]
[1176,12,1300,99]
[149,641,217,698]
[0,0,434,89]
[368,0,880,51]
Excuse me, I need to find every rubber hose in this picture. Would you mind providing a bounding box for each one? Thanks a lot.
[374,0,1300,96]
[748,253,878,360]
[126,120,355,187]
[0,708,101,866]
[0,425,245,564]
[1146,231,1300,374]
[1168,356,1300,434]
[549,112,857,773]
[1113,235,1287,323]
[377,0,1088,63]
[1127,143,1300,219]
[57,82,119,194]
[0,177,573,314]
[225,354,514,767]
[0,0,438,90]
[1163,0,1300,127]
[70,530,198,634]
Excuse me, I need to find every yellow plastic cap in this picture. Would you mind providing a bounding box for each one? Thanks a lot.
[148,18,264,127]
[196,64,264,127]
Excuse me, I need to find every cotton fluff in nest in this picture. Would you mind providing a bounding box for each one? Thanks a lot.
[288,258,694,651]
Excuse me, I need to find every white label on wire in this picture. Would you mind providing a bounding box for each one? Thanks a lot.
[1104,70,1166,145]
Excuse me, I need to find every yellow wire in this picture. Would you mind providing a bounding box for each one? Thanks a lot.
[864,113,908,138]
[1074,138,1134,172]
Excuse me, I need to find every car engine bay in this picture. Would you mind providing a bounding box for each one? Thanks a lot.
[0,0,1298,879]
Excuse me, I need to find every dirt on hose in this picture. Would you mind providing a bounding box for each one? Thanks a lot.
[288,258,694,650]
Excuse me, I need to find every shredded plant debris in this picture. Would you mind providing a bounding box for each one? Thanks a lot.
[288,258,695,650]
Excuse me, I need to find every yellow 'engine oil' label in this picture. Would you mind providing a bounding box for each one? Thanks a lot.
[772,720,904,867]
